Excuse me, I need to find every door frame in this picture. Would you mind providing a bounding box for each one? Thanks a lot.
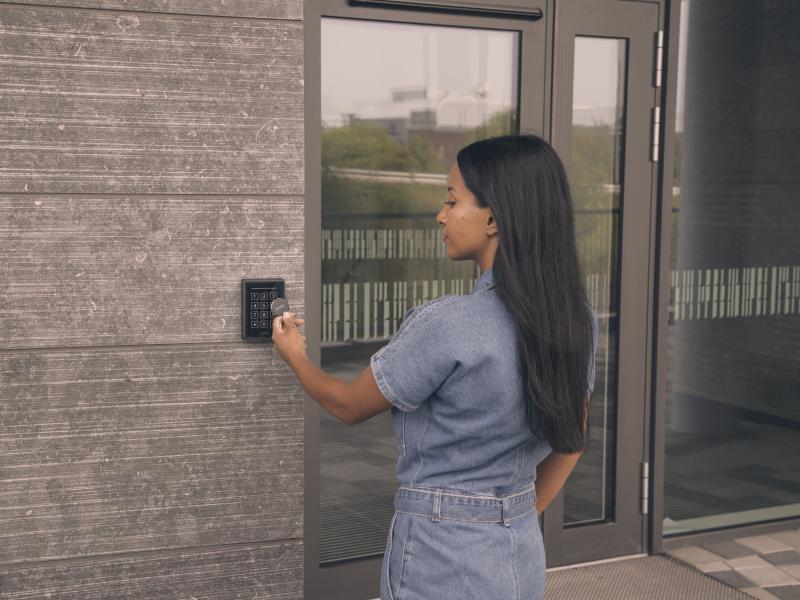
[303,0,670,594]
[542,0,662,566]
[304,2,552,597]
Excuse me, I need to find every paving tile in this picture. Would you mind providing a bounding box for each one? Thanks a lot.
[737,535,796,554]
[699,560,732,573]
[741,586,784,600]
[771,531,800,551]
[703,540,760,559]
[766,586,800,600]
[669,545,725,566]
[728,555,774,570]
[709,569,758,588]
[778,564,800,580]
[737,566,797,587]
[764,551,800,567]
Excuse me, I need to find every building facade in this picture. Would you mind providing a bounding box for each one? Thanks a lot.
[1,0,797,598]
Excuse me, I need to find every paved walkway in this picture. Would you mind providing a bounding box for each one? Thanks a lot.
[545,554,751,599]
[666,526,800,599]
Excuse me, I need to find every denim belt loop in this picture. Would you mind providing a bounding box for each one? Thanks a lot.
[432,488,443,522]
[501,495,513,527]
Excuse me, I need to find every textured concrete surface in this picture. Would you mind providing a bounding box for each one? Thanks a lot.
[1,1,305,597]
[0,541,304,599]
[2,0,302,20]
[0,194,304,349]
[0,4,304,195]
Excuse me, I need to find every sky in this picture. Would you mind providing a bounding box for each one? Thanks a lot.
[322,17,631,130]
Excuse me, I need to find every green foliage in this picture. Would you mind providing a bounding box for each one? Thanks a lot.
[467,108,517,142]
[321,121,411,171]
[321,170,442,216]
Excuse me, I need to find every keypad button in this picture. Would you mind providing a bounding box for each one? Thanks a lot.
[251,321,259,328]
[260,292,268,300]
[261,320,269,328]
[250,302,258,310]
[260,311,269,319]
[270,291,277,299]
[261,301,269,309]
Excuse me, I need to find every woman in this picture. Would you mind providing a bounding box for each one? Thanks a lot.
[272,133,598,600]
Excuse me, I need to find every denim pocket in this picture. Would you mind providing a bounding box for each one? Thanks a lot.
[382,512,399,600]
[384,512,413,600]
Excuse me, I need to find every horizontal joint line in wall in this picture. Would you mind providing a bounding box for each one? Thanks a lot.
[0,340,300,355]
[0,1,303,23]
[0,191,305,198]
[0,536,304,573]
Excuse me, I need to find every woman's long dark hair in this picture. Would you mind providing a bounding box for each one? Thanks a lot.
[457,134,593,453]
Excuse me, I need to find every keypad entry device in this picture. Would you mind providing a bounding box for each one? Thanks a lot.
[241,278,285,341]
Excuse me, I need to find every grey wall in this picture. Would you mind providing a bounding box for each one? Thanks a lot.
[0,2,305,597]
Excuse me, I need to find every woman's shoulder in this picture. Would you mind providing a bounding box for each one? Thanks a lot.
[398,294,474,333]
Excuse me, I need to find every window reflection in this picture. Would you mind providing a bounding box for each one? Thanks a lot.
[320,17,519,564]
[664,0,800,535]
[563,36,627,526]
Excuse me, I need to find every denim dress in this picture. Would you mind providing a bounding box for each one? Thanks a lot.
[370,268,598,600]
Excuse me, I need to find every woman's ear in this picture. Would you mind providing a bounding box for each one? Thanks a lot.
[486,211,498,236]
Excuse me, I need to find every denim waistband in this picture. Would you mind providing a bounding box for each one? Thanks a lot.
[393,482,537,527]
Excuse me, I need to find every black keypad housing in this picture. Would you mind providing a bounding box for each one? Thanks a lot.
[241,278,285,341]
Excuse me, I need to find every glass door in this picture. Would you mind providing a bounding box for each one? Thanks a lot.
[305,2,546,598]
[544,0,660,566]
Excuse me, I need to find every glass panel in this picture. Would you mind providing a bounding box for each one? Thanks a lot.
[563,36,627,526]
[664,0,800,536]
[320,17,519,564]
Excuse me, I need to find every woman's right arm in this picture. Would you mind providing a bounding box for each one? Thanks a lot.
[534,395,590,515]
[534,449,583,515]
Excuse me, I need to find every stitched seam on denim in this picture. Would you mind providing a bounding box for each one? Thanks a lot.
[385,512,398,600]
[399,295,459,330]
[508,505,537,522]
[394,509,504,523]
[432,488,442,522]
[392,505,535,522]
[395,494,533,508]
[411,408,431,485]
[397,481,534,502]
[510,526,520,600]
[509,445,525,485]
[400,412,406,456]
[371,353,414,412]
[396,512,414,600]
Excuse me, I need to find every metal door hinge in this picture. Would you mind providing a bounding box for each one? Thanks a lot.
[650,106,661,162]
[641,461,650,515]
[654,30,664,88]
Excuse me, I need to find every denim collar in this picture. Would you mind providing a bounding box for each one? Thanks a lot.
[471,267,495,294]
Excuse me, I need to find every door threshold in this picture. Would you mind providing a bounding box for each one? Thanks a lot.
[547,552,648,572]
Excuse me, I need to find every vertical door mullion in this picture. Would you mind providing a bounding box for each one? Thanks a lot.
[544,0,658,566]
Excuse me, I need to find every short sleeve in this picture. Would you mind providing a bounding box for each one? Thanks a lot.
[370,299,459,412]
[587,306,599,394]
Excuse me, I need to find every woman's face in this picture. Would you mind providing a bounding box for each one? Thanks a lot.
[437,162,497,267]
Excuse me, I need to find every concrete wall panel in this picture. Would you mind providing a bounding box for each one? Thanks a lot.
[0,541,303,598]
[1,344,304,565]
[0,194,304,349]
[2,0,302,20]
[0,4,304,194]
